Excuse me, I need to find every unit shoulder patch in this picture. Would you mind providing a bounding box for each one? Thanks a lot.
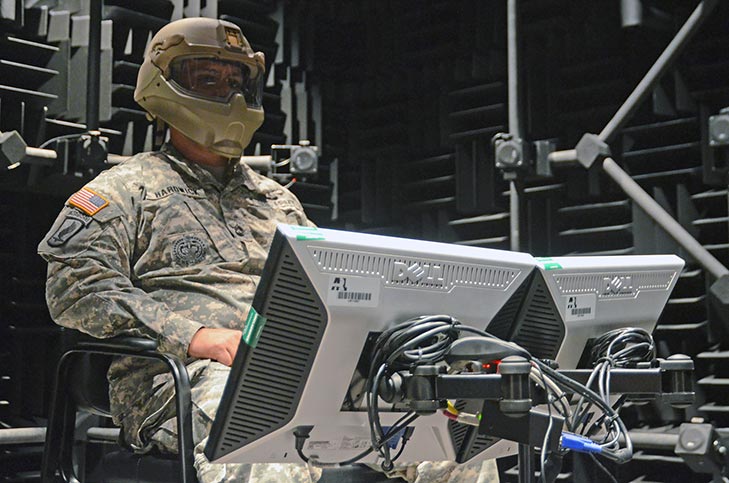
[47,209,93,247]
[68,188,109,216]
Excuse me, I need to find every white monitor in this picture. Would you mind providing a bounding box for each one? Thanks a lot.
[205,225,684,466]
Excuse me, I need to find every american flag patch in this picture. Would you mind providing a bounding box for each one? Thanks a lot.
[69,188,109,216]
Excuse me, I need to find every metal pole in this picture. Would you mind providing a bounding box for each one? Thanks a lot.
[86,0,102,131]
[0,427,46,445]
[602,157,729,279]
[599,0,718,143]
[507,0,522,252]
[547,149,577,165]
[518,443,533,483]
[510,179,520,251]
[626,431,678,451]
[507,0,521,140]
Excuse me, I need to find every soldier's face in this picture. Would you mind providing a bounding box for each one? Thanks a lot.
[174,58,247,100]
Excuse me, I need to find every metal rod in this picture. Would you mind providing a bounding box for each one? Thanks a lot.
[626,431,678,451]
[86,0,102,131]
[547,149,577,165]
[510,179,520,251]
[602,157,729,278]
[241,155,274,171]
[165,353,196,483]
[518,443,533,483]
[26,146,57,159]
[599,0,718,143]
[0,427,46,445]
[507,0,521,138]
[507,0,523,252]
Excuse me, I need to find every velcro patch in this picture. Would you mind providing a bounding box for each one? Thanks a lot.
[47,210,93,247]
[69,188,109,216]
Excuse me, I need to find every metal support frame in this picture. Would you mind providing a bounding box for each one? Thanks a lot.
[603,157,728,278]
[507,0,522,252]
[399,358,694,482]
[629,424,729,482]
[86,0,101,131]
[599,0,718,144]
[541,0,727,280]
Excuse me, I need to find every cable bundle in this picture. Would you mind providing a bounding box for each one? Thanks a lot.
[570,328,655,454]
[298,314,649,480]
[363,317,647,473]
[537,326,656,480]
[366,315,465,470]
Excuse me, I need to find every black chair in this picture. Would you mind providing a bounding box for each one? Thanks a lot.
[41,336,196,483]
[41,335,407,483]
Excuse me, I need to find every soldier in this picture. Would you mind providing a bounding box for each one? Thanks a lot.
[38,17,318,483]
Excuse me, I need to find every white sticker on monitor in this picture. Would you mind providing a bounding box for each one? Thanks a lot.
[564,294,596,321]
[341,436,370,450]
[306,439,339,451]
[327,275,380,307]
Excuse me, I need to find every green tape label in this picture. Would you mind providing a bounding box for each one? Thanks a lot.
[536,257,563,271]
[297,234,326,241]
[242,307,267,348]
[289,224,325,241]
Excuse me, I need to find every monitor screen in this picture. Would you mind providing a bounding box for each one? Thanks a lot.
[205,225,683,466]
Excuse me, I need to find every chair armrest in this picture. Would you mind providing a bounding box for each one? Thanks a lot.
[43,335,196,483]
[76,335,159,353]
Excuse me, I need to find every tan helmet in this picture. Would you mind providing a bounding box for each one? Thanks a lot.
[134,17,266,158]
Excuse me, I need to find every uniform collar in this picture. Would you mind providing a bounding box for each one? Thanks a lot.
[160,143,237,187]
[160,143,263,193]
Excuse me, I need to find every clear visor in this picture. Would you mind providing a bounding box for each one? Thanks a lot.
[167,57,264,108]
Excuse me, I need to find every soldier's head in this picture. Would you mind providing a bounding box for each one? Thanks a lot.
[134,17,265,158]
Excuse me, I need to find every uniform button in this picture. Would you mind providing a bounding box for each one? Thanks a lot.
[235,226,245,236]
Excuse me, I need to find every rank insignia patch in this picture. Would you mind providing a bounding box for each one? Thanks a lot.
[69,188,109,216]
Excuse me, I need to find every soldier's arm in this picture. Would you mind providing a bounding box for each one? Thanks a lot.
[38,188,203,361]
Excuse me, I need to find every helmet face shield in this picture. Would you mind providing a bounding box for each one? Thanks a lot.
[168,57,264,108]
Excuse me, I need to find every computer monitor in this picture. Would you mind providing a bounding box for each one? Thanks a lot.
[205,224,684,466]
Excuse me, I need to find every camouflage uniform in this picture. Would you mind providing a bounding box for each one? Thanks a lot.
[38,144,319,483]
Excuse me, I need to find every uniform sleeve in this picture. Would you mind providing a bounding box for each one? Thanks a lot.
[38,179,203,360]
[285,189,317,228]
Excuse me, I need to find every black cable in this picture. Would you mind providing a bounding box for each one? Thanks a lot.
[567,327,655,462]
[535,364,554,483]
[390,426,416,462]
[589,454,618,483]
[586,396,627,440]
[365,316,639,469]
[365,315,464,470]
[295,413,419,467]
[365,314,531,470]
[533,360,632,463]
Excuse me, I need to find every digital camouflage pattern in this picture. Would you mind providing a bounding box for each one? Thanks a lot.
[38,144,500,482]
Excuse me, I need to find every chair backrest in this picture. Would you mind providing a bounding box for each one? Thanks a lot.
[66,352,113,417]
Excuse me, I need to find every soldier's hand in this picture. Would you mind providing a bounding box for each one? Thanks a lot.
[188,327,243,366]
